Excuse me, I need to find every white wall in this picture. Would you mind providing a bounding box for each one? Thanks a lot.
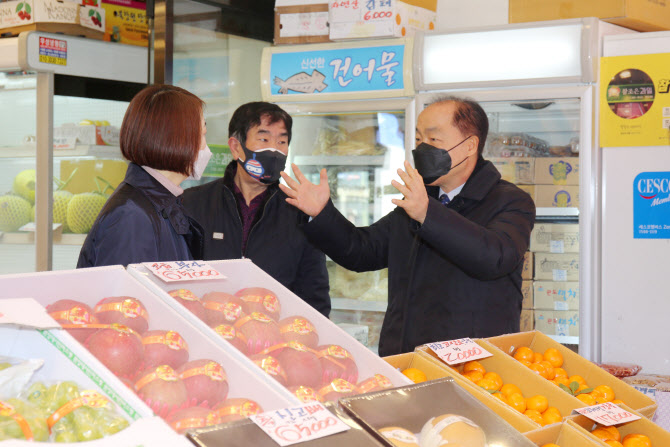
[435,0,509,32]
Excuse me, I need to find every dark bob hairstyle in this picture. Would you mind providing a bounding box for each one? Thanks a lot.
[228,101,292,146]
[120,84,205,176]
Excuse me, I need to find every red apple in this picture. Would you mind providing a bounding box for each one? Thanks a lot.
[276,342,323,388]
[134,365,188,409]
[318,378,357,401]
[177,359,228,407]
[357,374,393,394]
[167,406,219,434]
[213,324,249,355]
[212,398,262,423]
[287,386,324,403]
[142,330,189,370]
[201,292,245,327]
[235,287,281,321]
[85,325,144,378]
[279,316,319,349]
[167,289,207,322]
[46,299,99,343]
[234,312,282,355]
[94,296,149,334]
[250,354,288,386]
[316,344,359,385]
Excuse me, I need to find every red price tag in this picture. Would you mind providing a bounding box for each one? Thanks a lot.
[426,338,493,365]
[144,261,223,283]
[250,402,349,446]
[574,402,641,426]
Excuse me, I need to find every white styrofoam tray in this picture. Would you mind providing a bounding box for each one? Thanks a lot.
[0,265,298,412]
[127,259,412,395]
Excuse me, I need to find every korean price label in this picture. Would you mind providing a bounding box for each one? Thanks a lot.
[144,261,224,283]
[574,402,641,426]
[426,338,493,365]
[250,402,349,446]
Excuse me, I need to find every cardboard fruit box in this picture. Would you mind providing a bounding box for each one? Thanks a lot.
[486,331,657,418]
[530,224,580,254]
[524,421,607,446]
[383,351,538,433]
[127,259,411,402]
[339,377,537,446]
[0,266,297,423]
[0,0,105,39]
[417,338,588,430]
[567,403,670,446]
[0,320,192,446]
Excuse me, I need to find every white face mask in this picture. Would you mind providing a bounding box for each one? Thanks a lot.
[189,145,212,180]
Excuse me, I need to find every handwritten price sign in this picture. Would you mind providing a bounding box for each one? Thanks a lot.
[426,338,493,365]
[574,402,641,426]
[144,261,224,283]
[250,402,349,446]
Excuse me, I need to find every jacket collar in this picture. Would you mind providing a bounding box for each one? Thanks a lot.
[123,163,191,234]
[426,157,500,203]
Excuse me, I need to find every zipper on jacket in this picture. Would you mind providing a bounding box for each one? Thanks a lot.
[397,232,422,353]
[222,186,246,257]
[243,189,278,258]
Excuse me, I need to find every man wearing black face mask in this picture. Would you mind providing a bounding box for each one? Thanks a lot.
[280,96,535,355]
[183,102,331,317]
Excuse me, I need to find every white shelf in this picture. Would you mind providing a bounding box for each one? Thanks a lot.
[293,155,386,166]
[0,232,87,245]
[0,145,121,159]
[546,334,579,345]
[331,297,387,312]
[536,207,580,218]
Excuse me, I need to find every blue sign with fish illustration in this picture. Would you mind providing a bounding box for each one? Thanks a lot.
[634,171,670,239]
[270,45,405,95]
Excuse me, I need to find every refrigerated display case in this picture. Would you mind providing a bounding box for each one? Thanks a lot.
[0,31,146,274]
[412,18,635,355]
[260,38,415,353]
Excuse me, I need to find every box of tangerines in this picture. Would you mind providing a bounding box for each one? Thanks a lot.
[567,403,670,446]
[383,350,538,433]
[485,331,657,419]
[525,421,606,446]
[415,338,587,431]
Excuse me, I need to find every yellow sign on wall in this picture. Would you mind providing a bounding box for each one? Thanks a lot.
[600,53,670,148]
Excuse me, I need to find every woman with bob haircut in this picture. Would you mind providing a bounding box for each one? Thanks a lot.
[77,84,210,268]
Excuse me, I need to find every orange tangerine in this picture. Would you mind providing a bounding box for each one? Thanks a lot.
[554,367,568,378]
[576,393,596,406]
[621,434,651,447]
[524,409,544,425]
[462,370,484,383]
[543,406,561,417]
[520,359,533,368]
[605,441,624,447]
[612,399,625,405]
[541,409,562,425]
[476,377,498,392]
[553,376,571,387]
[507,392,526,413]
[526,395,549,413]
[569,375,587,386]
[540,360,556,380]
[500,383,523,398]
[401,368,427,383]
[513,346,534,363]
[483,372,503,391]
[594,385,616,403]
[600,425,621,442]
[529,363,547,377]
[462,360,486,375]
[542,444,561,447]
[577,383,590,393]
[492,392,508,404]
[591,427,616,441]
[533,352,544,364]
[543,348,564,368]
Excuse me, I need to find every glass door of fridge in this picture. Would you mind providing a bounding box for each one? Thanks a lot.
[480,97,581,349]
[287,108,407,353]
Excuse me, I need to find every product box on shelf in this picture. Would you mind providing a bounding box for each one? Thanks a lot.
[339,377,537,446]
[524,421,605,446]
[328,0,437,40]
[0,0,105,39]
[490,157,535,185]
[567,403,670,446]
[530,223,580,254]
[509,0,670,32]
[520,309,534,332]
[623,376,670,432]
[534,309,580,338]
[522,280,533,308]
[535,185,580,208]
[486,331,657,418]
[522,251,534,280]
[274,3,330,45]
[0,266,298,431]
[534,281,579,310]
[383,351,537,433]
[0,318,192,446]
[127,259,411,404]
[534,157,580,186]
[101,0,148,47]
[186,401,384,447]
[534,252,579,282]
[417,339,587,430]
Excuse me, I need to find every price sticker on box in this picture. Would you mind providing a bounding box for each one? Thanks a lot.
[426,338,493,365]
[144,261,224,283]
[574,402,641,426]
[250,402,350,446]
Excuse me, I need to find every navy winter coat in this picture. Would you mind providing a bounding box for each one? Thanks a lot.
[77,163,204,268]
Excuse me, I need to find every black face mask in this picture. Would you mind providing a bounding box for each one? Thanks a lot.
[237,143,287,184]
[412,136,472,185]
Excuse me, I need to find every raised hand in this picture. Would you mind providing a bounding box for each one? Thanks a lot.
[280,163,331,218]
[391,160,430,224]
